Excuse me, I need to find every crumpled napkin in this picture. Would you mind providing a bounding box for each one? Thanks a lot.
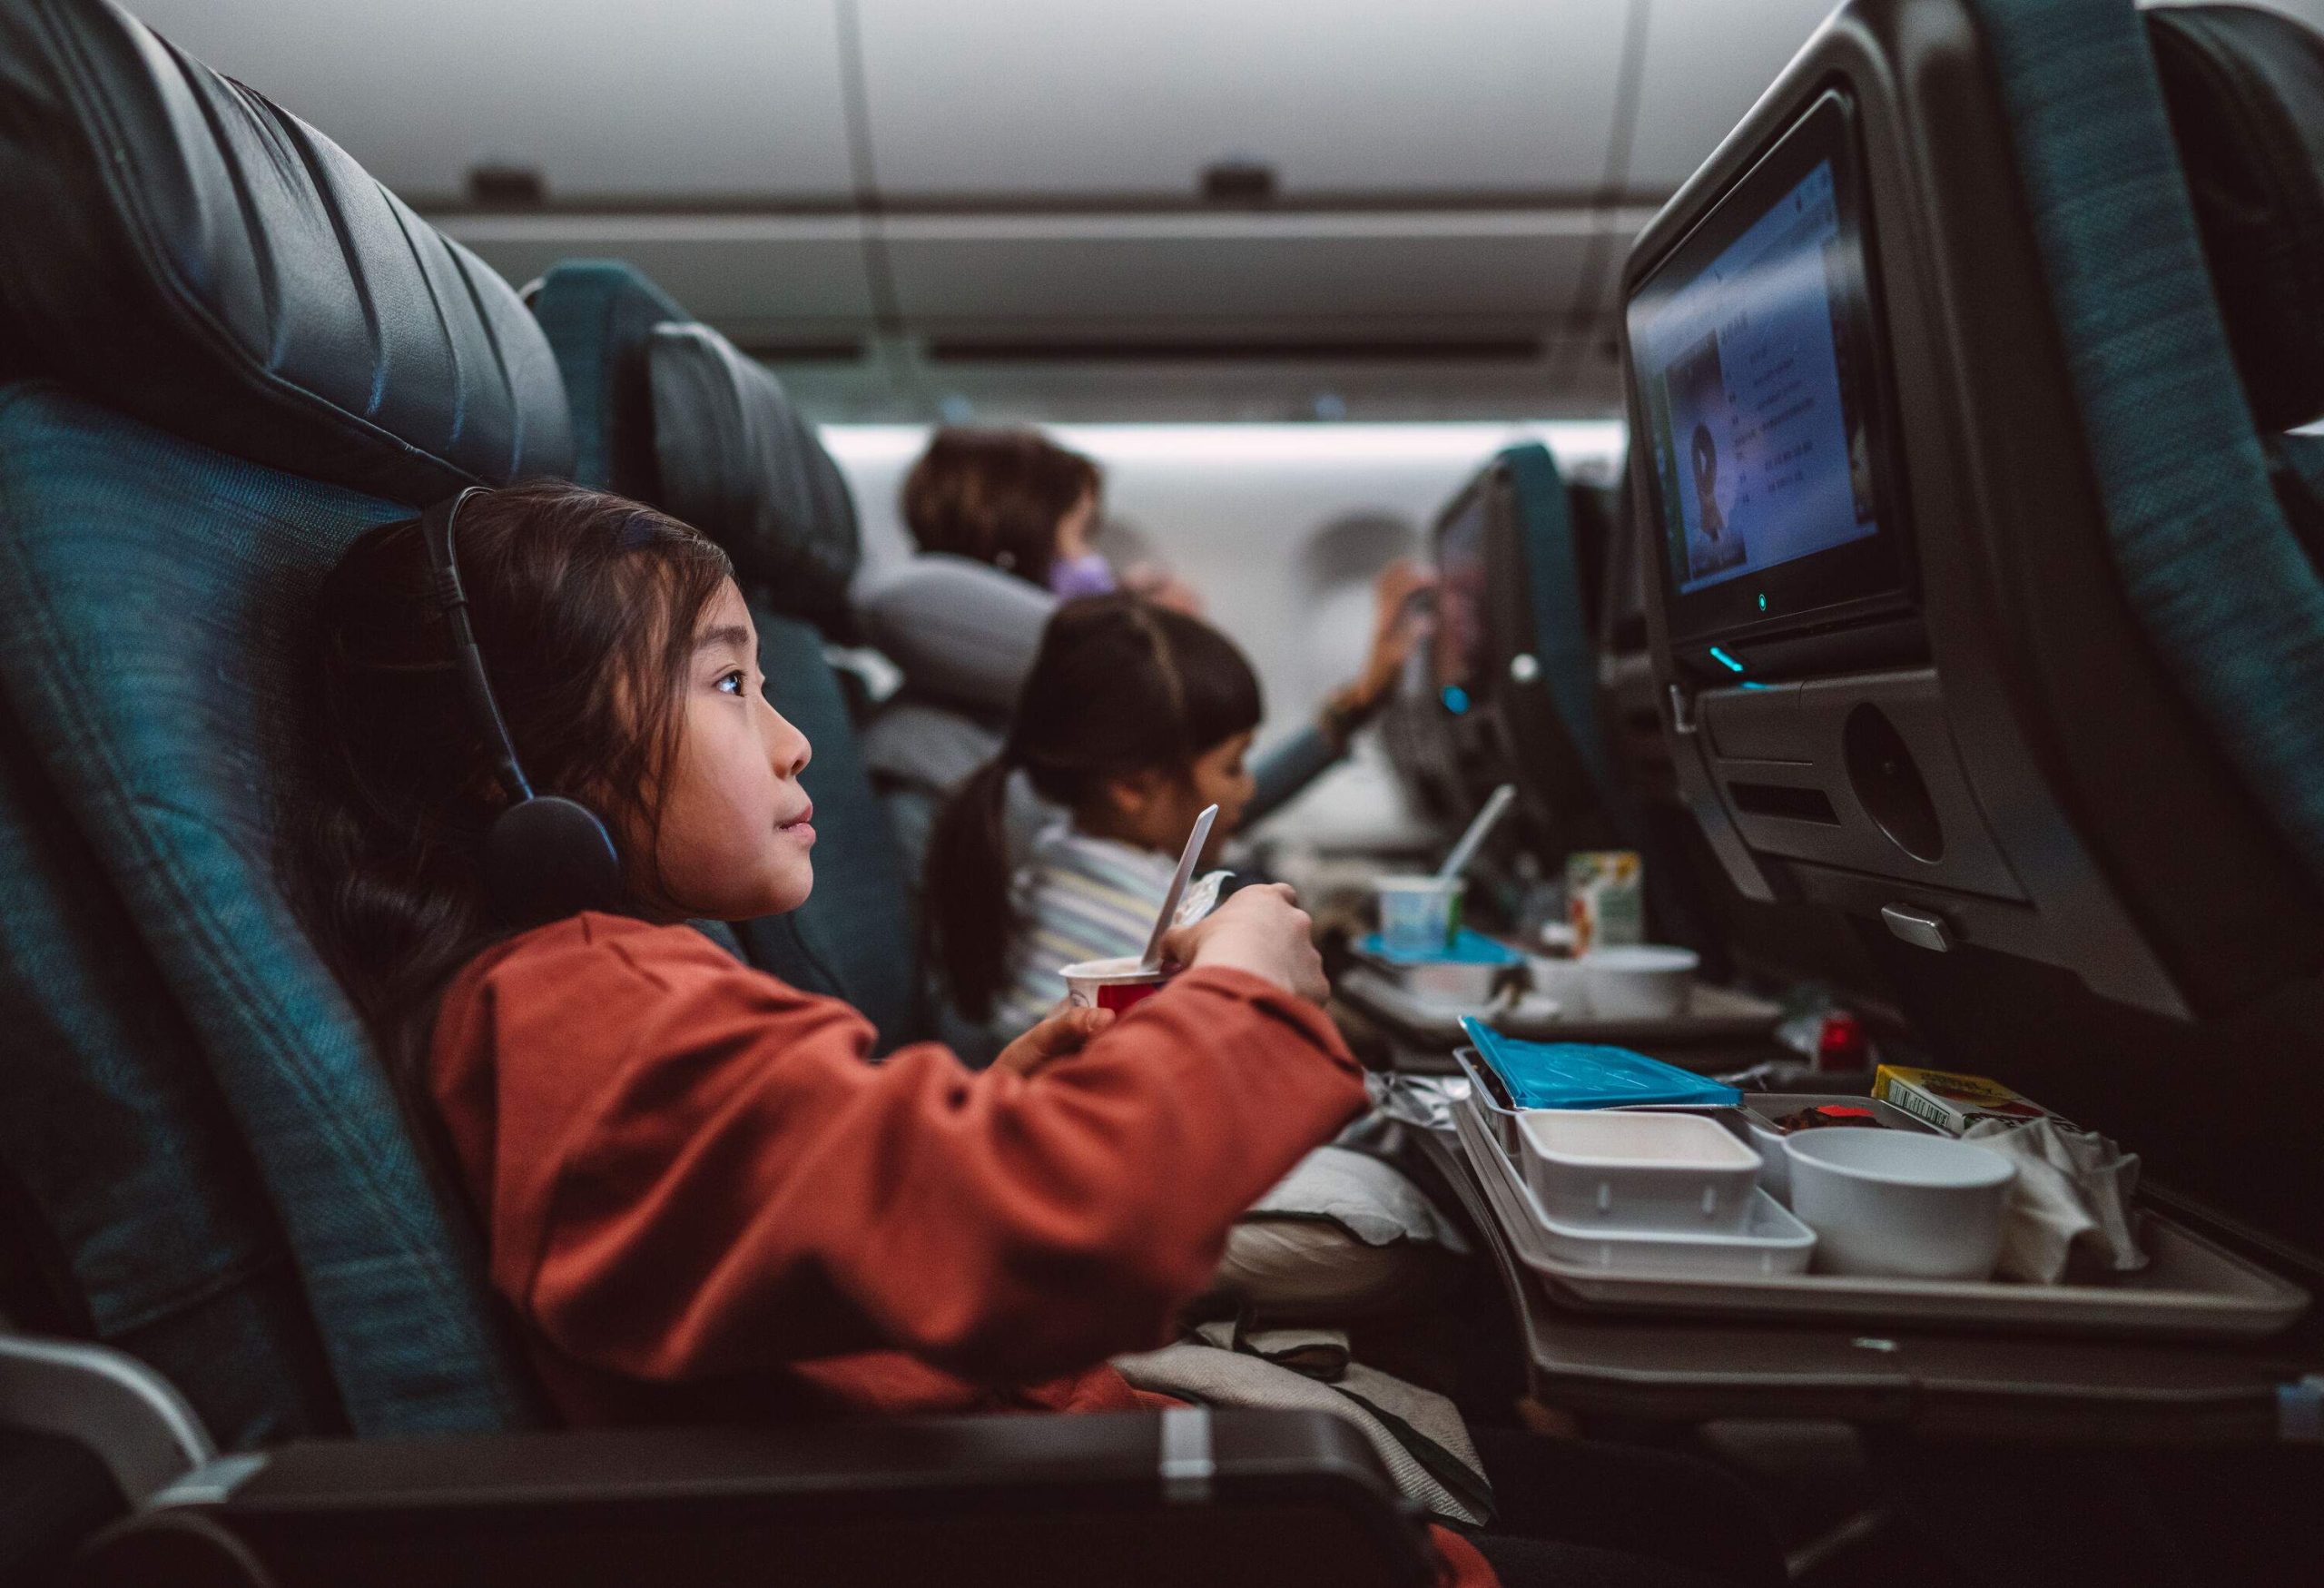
[1963,1117,2146,1284]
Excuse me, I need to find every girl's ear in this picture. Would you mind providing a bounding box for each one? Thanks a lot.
[1098,767,1167,822]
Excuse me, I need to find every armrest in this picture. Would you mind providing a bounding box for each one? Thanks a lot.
[0,1333,212,1503]
[73,1408,1439,1588]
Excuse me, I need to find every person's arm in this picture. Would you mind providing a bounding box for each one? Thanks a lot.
[462,909,1361,1392]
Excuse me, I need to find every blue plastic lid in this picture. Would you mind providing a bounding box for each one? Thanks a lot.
[1356,929,1526,968]
[1459,1018,1740,1110]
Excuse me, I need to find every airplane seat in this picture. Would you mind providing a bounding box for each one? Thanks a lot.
[1629,0,2324,1244]
[527,260,921,1049]
[0,5,1427,1582]
[0,0,558,1445]
[2150,3,2324,572]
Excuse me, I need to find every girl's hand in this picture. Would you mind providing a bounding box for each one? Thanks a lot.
[993,1004,1117,1078]
[1161,883,1327,1003]
[1346,559,1436,713]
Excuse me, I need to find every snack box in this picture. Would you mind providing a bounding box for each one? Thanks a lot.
[1871,1065,2075,1136]
[1565,850,1642,955]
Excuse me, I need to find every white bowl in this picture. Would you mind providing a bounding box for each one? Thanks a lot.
[1516,1108,1764,1232]
[1526,953,1590,1015]
[1580,944,1699,1019]
[1784,1129,2017,1280]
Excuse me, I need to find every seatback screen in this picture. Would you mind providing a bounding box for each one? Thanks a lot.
[1432,483,1490,700]
[1629,92,1908,650]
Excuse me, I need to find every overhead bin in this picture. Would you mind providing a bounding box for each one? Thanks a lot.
[883,211,1599,350]
[855,0,1626,204]
[127,0,857,204]
[441,216,878,351]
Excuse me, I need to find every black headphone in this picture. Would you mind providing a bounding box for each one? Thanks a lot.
[418,487,625,923]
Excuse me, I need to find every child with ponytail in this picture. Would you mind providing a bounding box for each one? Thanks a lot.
[924,594,1265,1040]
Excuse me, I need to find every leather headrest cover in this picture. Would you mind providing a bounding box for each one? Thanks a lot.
[647,323,859,630]
[852,553,1056,715]
[2151,4,2324,430]
[0,0,573,499]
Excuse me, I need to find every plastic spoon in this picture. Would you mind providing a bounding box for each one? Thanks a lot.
[1436,783,1517,883]
[1138,803,1219,972]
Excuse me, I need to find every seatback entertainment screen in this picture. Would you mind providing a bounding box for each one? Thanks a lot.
[1629,91,1908,651]
[1432,482,1490,700]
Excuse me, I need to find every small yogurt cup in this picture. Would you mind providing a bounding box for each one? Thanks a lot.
[1060,956,1171,1013]
[1377,876,1463,955]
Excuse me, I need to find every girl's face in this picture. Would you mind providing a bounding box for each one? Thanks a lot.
[646,579,818,920]
[1099,730,1256,866]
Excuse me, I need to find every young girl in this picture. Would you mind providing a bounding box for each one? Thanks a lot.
[299,482,1777,1588]
[923,595,1263,1038]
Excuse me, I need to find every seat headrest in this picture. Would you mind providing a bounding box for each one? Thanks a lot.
[2151,4,2324,431]
[646,323,859,630]
[852,553,1056,715]
[0,0,573,499]
[525,261,690,496]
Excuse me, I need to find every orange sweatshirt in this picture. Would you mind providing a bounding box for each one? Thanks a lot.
[428,912,1493,1585]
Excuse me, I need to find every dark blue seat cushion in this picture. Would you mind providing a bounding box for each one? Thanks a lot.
[0,380,530,1437]
[735,616,921,1048]
[526,259,690,498]
[0,0,571,500]
[649,323,860,636]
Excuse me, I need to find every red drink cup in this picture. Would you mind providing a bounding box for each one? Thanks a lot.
[1060,956,1171,1013]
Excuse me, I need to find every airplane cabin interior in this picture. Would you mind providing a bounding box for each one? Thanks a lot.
[2,1,2323,1584]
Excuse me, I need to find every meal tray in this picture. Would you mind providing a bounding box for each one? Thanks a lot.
[1342,964,1783,1048]
[1450,1080,2309,1341]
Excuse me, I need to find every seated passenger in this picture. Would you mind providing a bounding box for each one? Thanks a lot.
[923,594,1265,1040]
[294,482,1777,1588]
[866,425,1430,874]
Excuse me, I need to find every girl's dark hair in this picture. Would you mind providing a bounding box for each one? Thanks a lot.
[901,426,1101,589]
[924,594,1261,1022]
[292,481,733,1074]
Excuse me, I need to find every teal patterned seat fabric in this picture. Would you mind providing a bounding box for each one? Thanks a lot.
[0,385,533,1441]
[0,0,561,1442]
[530,261,921,1049]
[1974,0,2324,886]
[1500,442,1630,838]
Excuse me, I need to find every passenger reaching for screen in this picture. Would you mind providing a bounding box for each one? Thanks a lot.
[293,482,1778,1588]
[868,427,1433,883]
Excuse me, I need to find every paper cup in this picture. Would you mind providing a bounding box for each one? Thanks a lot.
[1060,956,1170,1013]
[1377,876,1463,955]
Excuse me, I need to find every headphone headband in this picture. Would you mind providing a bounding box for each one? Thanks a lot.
[412,487,625,923]
[417,487,535,804]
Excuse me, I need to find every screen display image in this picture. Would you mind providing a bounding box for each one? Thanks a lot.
[1627,93,1905,649]
[1433,488,1489,697]
[1641,158,1875,596]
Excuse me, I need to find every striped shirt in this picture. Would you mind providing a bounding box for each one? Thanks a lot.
[990,824,1178,1039]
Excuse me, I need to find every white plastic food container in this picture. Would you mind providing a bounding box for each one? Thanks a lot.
[1516,1108,1764,1232]
[1785,1129,2017,1280]
[1402,958,1502,1011]
[1526,1182,1817,1277]
[1580,944,1699,1018]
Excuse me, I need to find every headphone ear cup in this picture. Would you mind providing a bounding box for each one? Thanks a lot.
[483,795,625,924]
